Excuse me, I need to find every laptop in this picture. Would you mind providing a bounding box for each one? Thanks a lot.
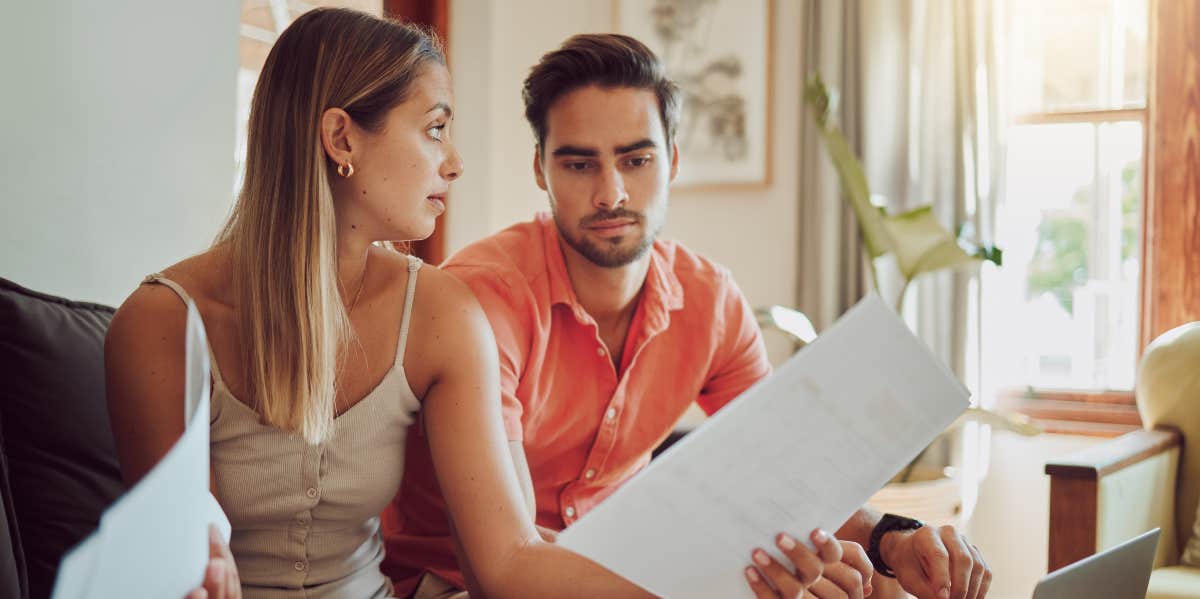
[1032,528,1160,599]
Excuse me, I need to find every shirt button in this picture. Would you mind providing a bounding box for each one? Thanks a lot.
[585,469,596,480]
[294,561,306,571]
[605,407,617,421]
[305,487,318,498]
[565,506,576,518]
[596,346,606,357]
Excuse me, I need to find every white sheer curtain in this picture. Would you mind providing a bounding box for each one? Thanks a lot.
[868,0,1007,522]
[798,0,1006,520]
[797,0,1005,363]
[859,0,1005,385]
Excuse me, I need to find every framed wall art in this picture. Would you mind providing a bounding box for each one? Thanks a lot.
[615,0,773,189]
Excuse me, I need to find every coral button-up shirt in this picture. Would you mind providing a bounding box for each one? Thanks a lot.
[382,213,771,594]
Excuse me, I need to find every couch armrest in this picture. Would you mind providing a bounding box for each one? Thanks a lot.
[1045,427,1181,571]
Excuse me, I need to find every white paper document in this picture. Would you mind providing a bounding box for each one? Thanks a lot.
[52,301,230,598]
[558,294,970,598]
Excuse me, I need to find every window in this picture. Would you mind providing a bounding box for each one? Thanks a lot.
[983,0,1148,434]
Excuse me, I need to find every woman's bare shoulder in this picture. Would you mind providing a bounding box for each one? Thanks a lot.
[416,261,489,319]
[405,259,497,377]
[106,248,230,358]
[157,248,234,306]
[367,248,481,313]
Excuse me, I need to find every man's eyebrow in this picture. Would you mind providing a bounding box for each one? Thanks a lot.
[551,145,599,157]
[615,139,657,154]
[551,139,659,157]
[427,102,452,118]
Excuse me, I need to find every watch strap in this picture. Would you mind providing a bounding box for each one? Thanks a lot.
[866,513,925,578]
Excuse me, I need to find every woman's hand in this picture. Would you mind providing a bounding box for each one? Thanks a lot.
[808,541,875,599]
[745,529,844,599]
[184,525,240,599]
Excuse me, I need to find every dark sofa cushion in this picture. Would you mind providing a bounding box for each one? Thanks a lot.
[0,407,29,599]
[0,278,126,599]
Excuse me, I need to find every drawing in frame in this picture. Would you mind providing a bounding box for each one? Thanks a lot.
[614,0,773,190]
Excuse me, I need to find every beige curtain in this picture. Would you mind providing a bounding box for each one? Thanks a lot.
[869,0,1004,386]
[796,1,1005,523]
[795,0,869,332]
[798,0,1005,387]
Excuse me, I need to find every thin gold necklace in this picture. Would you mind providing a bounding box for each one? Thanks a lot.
[345,258,368,313]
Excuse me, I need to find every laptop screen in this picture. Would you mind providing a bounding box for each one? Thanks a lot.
[1033,528,1160,599]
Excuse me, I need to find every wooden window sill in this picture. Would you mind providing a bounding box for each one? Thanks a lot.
[996,389,1141,438]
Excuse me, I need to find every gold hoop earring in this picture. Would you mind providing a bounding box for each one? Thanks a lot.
[337,162,355,178]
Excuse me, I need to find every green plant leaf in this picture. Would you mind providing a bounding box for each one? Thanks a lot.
[804,77,893,259]
[803,73,1027,480]
[913,240,985,276]
[818,130,894,258]
[880,206,978,278]
[950,407,1041,436]
[804,73,1004,290]
[804,75,833,129]
[974,245,1003,266]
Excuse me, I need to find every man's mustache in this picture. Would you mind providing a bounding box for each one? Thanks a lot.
[580,208,643,227]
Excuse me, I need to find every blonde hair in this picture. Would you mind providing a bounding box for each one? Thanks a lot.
[216,8,444,443]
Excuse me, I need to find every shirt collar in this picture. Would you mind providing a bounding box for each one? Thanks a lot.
[537,212,684,317]
[538,212,580,309]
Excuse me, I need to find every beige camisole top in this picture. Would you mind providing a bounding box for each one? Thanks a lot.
[143,255,423,598]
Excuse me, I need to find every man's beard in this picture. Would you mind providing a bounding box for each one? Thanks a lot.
[554,207,660,268]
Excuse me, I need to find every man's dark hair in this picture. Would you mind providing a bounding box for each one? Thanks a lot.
[522,33,681,155]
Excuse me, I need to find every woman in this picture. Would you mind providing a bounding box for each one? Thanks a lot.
[104,8,838,598]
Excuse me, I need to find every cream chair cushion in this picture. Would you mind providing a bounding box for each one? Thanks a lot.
[1187,508,1200,567]
[1137,322,1200,567]
[1146,566,1200,599]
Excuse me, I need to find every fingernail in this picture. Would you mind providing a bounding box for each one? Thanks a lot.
[939,587,950,599]
[209,524,220,543]
[745,567,761,582]
[864,583,873,597]
[753,549,771,566]
[777,533,797,551]
[813,529,830,544]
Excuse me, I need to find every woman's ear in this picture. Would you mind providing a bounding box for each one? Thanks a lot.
[319,107,355,167]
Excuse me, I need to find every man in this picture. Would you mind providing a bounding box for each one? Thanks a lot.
[383,34,991,599]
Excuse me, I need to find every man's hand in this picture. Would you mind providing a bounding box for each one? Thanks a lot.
[808,541,874,599]
[879,525,990,599]
[185,524,241,599]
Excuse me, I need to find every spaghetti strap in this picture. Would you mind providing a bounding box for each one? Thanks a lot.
[393,255,423,367]
[141,273,228,390]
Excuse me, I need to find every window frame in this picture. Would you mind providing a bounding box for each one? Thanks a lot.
[1004,0,1200,436]
[998,5,1151,435]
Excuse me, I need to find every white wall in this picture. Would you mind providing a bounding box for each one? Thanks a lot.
[446,0,614,254]
[447,0,804,363]
[0,2,240,307]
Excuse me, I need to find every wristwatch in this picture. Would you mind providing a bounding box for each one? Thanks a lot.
[867,513,925,578]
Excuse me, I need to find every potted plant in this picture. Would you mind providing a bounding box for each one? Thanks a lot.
[801,74,1035,525]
